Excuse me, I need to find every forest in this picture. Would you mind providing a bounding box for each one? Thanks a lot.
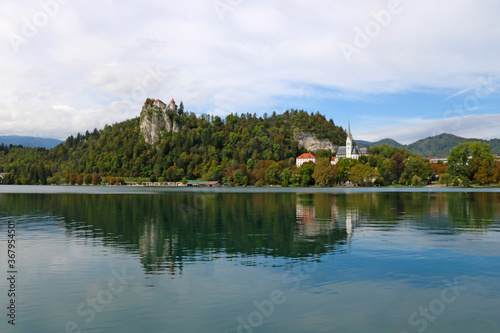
[0,108,499,187]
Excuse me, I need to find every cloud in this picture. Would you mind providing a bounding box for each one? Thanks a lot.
[52,105,74,111]
[0,0,499,139]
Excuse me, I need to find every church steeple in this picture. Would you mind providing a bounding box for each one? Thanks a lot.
[346,120,353,158]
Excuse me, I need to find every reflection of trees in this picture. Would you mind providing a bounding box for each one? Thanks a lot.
[139,223,181,276]
[296,191,500,235]
[1,191,498,275]
[448,192,500,229]
[0,193,349,275]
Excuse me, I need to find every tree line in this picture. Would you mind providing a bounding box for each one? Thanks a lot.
[1,108,499,186]
[0,109,345,185]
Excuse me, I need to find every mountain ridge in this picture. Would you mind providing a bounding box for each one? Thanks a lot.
[2,124,499,159]
[356,133,500,157]
[0,135,63,149]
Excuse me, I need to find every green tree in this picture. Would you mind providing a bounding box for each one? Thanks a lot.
[438,173,452,186]
[447,143,471,179]
[448,142,495,184]
[399,156,432,185]
[315,150,333,160]
[348,164,381,186]
[233,170,245,185]
[265,162,282,185]
[474,160,493,185]
[295,163,315,186]
[411,175,423,186]
[280,167,291,187]
[336,158,358,183]
[469,142,494,183]
[312,158,336,186]
[179,101,184,115]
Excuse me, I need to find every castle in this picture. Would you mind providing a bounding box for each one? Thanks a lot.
[140,98,179,145]
[331,123,369,165]
[151,98,178,113]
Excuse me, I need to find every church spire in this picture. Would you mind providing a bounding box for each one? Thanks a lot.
[346,120,353,158]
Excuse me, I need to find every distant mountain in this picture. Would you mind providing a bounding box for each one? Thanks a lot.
[357,133,500,158]
[0,136,63,149]
[406,133,500,158]
[355,138,403,148]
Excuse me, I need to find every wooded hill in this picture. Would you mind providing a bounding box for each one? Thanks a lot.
[357,133,500,158]
[0,109,346,185]
[0,135,63,149]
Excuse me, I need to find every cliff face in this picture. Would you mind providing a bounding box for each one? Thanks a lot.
[140,105,179,144]
[294,132,337,153]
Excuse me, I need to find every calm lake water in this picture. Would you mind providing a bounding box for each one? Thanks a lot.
[0,186,499,333]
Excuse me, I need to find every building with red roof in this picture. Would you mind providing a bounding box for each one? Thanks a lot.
[296,152,316,168]
[153,99,166,110]
[168,98,178,113]
[149,98,178,113]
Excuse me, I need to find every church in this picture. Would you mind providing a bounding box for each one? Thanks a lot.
[331,123,369,165]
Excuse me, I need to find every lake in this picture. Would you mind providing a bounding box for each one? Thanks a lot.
[0,186,499,332]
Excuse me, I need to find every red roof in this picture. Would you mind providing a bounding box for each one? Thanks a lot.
[170,99,175,103]
[155,99,164,103]
[331,156,336,161]
[297,153,316,159]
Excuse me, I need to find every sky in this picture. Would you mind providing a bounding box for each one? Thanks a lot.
[1,0,500,144]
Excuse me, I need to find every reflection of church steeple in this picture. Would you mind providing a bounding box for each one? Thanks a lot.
[345,209,354,246]
[346,120,353,158]
[296,194,351,243]
[139,222,181,276]
[330,196,359,247]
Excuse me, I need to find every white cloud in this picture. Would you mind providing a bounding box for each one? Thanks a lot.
[52,105,74,111]
[0,0,499,139]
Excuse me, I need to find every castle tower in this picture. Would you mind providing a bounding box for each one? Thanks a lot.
[346,121,353,159]
[168,99,178,113]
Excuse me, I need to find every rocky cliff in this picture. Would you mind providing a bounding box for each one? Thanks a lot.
[140,105,179,144]
[294,131,337,153]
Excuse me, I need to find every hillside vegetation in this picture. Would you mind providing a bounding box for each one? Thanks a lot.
[1,107,499,187]
[358,133,500,158]
[407,134,500,157]
[0,109,346,185]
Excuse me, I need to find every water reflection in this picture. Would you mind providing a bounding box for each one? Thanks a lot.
[0,191,499,276]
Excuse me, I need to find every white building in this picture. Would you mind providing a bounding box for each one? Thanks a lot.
[153,99,166,110]
[332,123,369,165]
[296,152,316,168]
